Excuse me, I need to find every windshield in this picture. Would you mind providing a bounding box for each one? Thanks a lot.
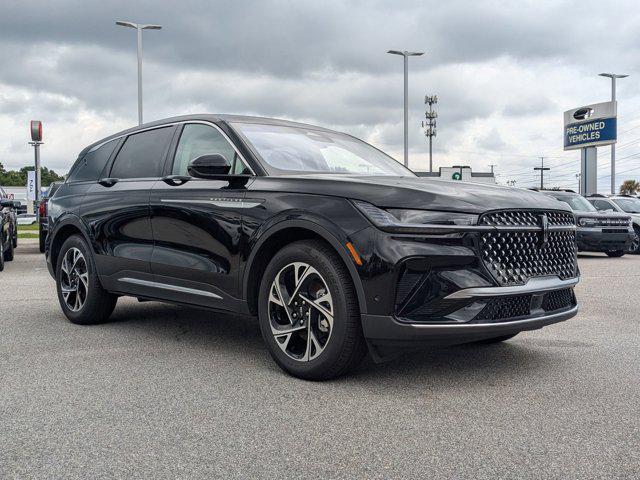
[232,122,414,176]
[612,198,640,213]
[549,193,597,212]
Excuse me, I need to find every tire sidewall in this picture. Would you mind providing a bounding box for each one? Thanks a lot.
[55,235,98,322]
[258,242,356,378]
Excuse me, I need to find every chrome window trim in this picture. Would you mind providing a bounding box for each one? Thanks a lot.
[86,120,256,175]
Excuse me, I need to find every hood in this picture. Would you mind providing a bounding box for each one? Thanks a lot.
[249,175,571,214]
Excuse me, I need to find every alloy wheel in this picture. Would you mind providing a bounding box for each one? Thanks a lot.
[268,262,334,362]
[631,232,640,254]
[60,247,89,312]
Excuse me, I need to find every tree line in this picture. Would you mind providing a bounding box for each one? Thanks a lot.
[0,163,65,187]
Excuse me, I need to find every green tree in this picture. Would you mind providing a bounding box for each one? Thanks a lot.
[0,165,64,187]
[619,179,640,195]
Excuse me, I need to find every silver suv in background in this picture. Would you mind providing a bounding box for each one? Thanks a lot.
[587,194,640,254]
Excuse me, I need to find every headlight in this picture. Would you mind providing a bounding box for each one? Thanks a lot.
[352,200,478,233]
[579,218,597,227]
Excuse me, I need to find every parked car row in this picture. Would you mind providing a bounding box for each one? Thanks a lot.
[0,188,20,271]
[537,190,637,257]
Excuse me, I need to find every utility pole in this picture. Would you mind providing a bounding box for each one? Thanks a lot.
[387,50,424,167]
[534,157,550,189]
[599,73,628,194]
[116,21,163,125]
[422,95,437,172]
[575,173,581,194]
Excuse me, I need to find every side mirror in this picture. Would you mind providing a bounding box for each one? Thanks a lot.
[187,154,231,178]
[187,154,252,188]
[0,199,14,208]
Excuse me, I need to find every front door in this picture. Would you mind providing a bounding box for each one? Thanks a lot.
[149,122,252,310]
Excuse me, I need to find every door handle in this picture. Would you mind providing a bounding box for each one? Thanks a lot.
[161,175,191,186]
[98,178,119,187]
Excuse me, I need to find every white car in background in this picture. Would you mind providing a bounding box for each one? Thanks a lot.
[16,214,37,226]
[587,195,640,254]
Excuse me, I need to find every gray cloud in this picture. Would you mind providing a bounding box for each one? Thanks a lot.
[0,0,639,193]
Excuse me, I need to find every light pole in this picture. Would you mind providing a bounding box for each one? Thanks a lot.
[599,72,628,194]
[423,95,437,172]
[387,50,424,167]
[116,21,162,125]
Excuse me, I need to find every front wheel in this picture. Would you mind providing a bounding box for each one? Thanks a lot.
[606,250,625,258]
[0,238,5,272]
[258,240,367,380]
[55,235,117,325]
[628,227,640,255]
[3,234,14,261]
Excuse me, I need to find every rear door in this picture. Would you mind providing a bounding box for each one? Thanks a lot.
[81,125,176,294]
[148,122,253,310]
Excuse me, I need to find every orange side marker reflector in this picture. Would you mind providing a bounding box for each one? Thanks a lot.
[346,242,363,266]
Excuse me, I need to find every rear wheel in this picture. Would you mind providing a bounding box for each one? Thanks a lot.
[606,250,625,257]
[39,226,46,253]
[55,235,117,325]
[258,240,367,380]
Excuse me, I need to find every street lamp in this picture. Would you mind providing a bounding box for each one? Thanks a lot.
[387,50,424,167]
[116,21,162,125]
[599,72,628,194]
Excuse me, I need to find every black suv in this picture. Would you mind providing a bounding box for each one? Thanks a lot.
[540,190,634,257]
[46,115,580,379]
[1,197,19,271]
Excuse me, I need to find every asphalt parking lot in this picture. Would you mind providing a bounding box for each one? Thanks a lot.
[1,241,639,479]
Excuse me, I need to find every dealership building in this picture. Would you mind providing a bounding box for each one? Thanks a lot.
[415,166,496,184]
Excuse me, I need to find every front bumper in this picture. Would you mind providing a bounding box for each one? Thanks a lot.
[577,227,634,252]
[361,275,579,357]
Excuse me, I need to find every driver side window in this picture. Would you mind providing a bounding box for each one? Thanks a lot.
[172,124,248,176]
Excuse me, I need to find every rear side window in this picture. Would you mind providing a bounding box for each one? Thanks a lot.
[68,139,118,182]
[110,127,173,179]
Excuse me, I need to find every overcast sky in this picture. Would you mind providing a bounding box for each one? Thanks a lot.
[1,0,640,191]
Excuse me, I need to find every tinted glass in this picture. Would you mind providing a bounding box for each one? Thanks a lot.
[111,127,173,179]
[592,200,615,211]
[612,198,640,213]
[548,193,597,212]
[69,139,118,182]
[232,122,414,176]
[172,124,243,175]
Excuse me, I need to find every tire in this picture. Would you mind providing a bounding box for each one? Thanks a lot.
[12,229,17,249]
[628,227,640,255]
[606,250,625,257]
[472,333,519,344]
[258,240,367,380]
[0,237,5,272]
[4,234,14,261]
[39,227,46,253]
[55,234,117,325]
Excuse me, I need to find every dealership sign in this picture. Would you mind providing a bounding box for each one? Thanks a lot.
[27,171,36,201]
[564,101,617,150]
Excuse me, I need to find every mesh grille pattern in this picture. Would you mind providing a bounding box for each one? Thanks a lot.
[480,210,575,227]
[542,288,575,312]
[474,295,532,322]
[479,210,578,286]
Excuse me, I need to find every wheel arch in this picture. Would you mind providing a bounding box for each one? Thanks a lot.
[48,215,93,274]
[242,219,367,317]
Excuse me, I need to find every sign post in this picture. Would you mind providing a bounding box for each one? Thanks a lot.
[28,120,43,205]
[564,102,617,196]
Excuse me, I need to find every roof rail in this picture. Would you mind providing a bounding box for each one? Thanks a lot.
[587,193,608,197]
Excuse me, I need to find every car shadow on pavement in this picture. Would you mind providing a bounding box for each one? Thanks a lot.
[105,299,566,388]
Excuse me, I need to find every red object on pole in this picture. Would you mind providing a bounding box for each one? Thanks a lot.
[30,120,42,142]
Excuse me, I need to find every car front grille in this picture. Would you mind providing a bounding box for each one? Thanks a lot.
[478,210,578,286]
